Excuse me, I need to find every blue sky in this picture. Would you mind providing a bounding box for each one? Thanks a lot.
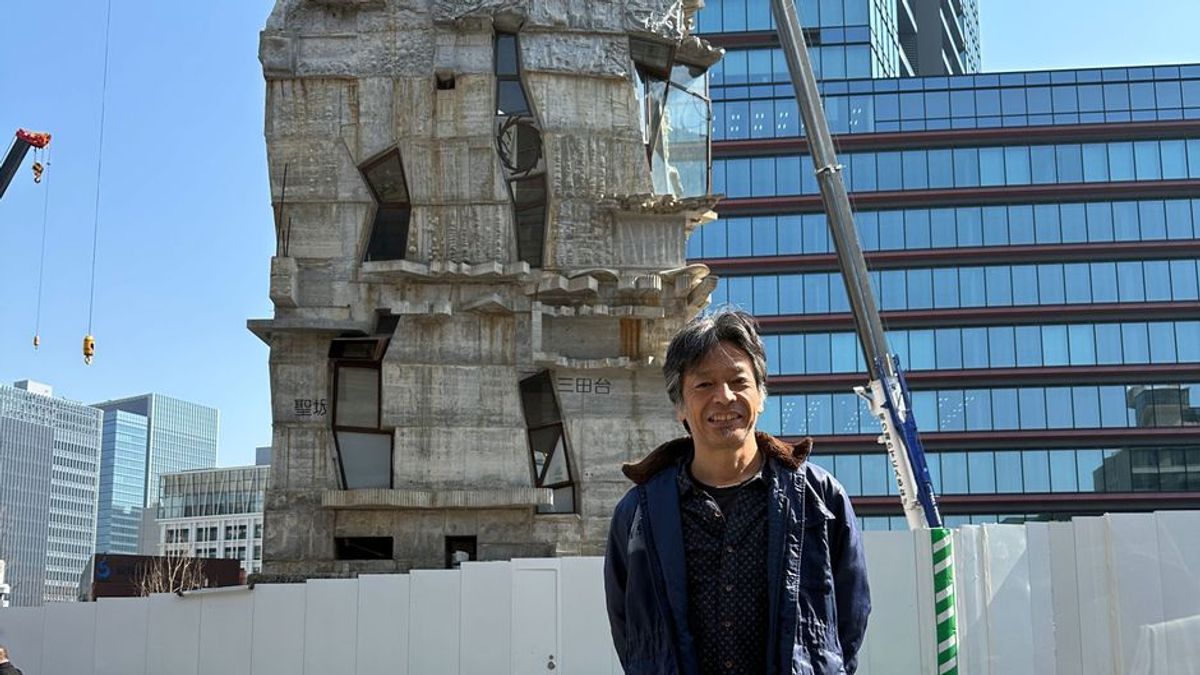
[0,0,1197,467]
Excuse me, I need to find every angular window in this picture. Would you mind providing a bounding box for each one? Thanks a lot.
[330,337,392,490]
[520,372,576,514]
[360,151,412,262]
[495,32,547,268]
[633,38,712,199]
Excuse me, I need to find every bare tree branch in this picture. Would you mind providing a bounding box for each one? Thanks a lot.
[135,550,209,596]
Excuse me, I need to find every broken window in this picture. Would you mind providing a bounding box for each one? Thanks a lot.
[519,372,576,514]
[632,39,713,199]
[360,150,412,262]
[494,31,548,268]
[330,337,392,489]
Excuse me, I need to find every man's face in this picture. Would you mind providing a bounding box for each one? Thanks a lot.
[677,341,764,453]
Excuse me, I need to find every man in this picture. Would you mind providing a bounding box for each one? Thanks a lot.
[604,310,870,674]
[0,645,23,675]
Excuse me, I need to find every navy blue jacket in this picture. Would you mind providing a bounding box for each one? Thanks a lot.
[604,433,870,674]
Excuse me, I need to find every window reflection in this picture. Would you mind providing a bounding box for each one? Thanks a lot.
[704,57,1200,139]
[816,445,1200,497]
[712,139,1200,198]
[710,260,1200,314]
[760,382,1199,435]
[748,319,1200,372]
[688,198,1198,259]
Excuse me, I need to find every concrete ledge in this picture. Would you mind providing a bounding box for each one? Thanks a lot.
[600,192,722,216]
[360,259,533,283]
[321,487,553,509]
[247,317,371,342]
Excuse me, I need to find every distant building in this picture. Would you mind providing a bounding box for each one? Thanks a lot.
[0,381,102,606]
[156,464,270,573]
[95,410,148,554]
[92,394,218,553]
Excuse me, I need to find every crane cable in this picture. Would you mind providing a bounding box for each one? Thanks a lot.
[33,146,52,350]
[84,0,114,366]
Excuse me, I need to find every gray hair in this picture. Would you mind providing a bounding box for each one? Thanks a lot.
[663,308,768,408]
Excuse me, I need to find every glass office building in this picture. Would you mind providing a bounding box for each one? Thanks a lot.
[0,381,102,606]
[93,394,218,552]
[693,2,1200,528]
[95,410,148,554]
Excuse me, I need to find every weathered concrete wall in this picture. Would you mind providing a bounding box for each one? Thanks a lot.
[252,0,721,577]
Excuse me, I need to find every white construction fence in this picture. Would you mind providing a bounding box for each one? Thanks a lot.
[0,510,1197,674]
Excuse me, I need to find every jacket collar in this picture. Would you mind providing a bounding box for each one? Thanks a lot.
[622,431,812,485]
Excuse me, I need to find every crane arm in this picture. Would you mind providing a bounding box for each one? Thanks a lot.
[768,1,959,671]
[0,129,51,202]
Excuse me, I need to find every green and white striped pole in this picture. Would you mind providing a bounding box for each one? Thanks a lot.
[932,527,959,674]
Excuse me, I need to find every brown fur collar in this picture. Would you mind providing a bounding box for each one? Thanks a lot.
[621,432,813,485]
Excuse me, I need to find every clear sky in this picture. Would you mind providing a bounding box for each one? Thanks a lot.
[0,0,1197,467]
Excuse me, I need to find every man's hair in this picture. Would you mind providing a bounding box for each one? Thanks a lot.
[0,645,8,660]
[663,309,768,407]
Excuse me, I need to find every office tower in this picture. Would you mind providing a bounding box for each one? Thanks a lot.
[95,409,148,553]
[693,0,1200,528]
[0,381,102,605]
[93,394,218,553]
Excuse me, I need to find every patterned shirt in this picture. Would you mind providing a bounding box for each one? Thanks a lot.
[678,457,770,674]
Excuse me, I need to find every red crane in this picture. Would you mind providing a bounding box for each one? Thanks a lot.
[0,129,51,201]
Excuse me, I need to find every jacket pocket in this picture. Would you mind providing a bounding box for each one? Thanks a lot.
[799,498,836,592]
[796,499,845,673]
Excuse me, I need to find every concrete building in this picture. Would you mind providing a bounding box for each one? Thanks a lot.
[157,459,271,574]
[693,1,1200,527]
[251,0,720,576]
[0,381,102,606]
[92,394,219,553]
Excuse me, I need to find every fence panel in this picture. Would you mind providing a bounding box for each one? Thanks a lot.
[41,601,95,675]
[198,590,253,675]
[145,593,201,675]
[460,561,512,674]
[408,569,461,674]
[1153,511,1200,622]
[1109,513,1166,674]
[304,578,360,673]
[1046,521,1083,675]
[511,558,561,674]
[356,574,410,675]
[1075,516,1118,675]
[982,524,1036,674]
[0,606,44,673]
[954,526,989,675]
[94,597,148,675]
[560,556,620,675]
[857,530,925,674]
[250,580,305,675]
[1024,523,1056,675]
